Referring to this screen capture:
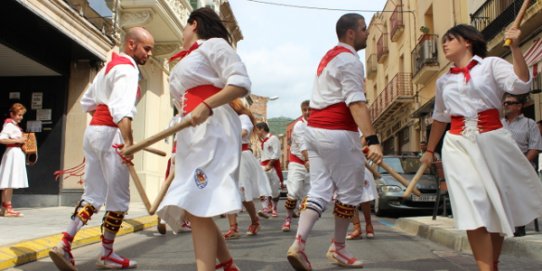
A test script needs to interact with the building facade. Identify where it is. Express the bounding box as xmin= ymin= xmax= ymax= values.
xmin=1 ymin=0 xmax=243 ymax=207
